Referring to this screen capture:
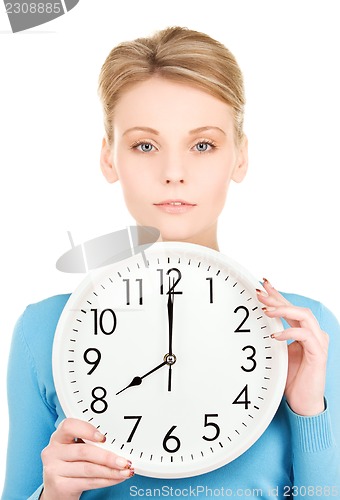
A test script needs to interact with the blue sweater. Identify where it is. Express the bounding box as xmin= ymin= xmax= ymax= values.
xmin=2 ymin=292 xmax=340 ymax=499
